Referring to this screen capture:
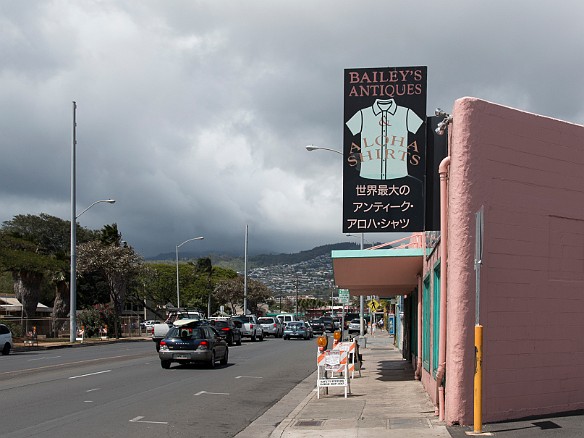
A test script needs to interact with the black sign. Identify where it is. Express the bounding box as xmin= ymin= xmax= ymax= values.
xmin=343 ymin=66 xmax=427 ymax=233
xmin=425 ymin=116 xmax=449 ymax=231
